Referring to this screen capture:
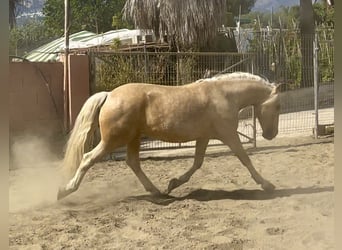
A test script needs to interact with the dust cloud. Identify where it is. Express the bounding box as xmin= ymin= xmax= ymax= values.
xmin=9 ymin=135 xmax=64 ymax=212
